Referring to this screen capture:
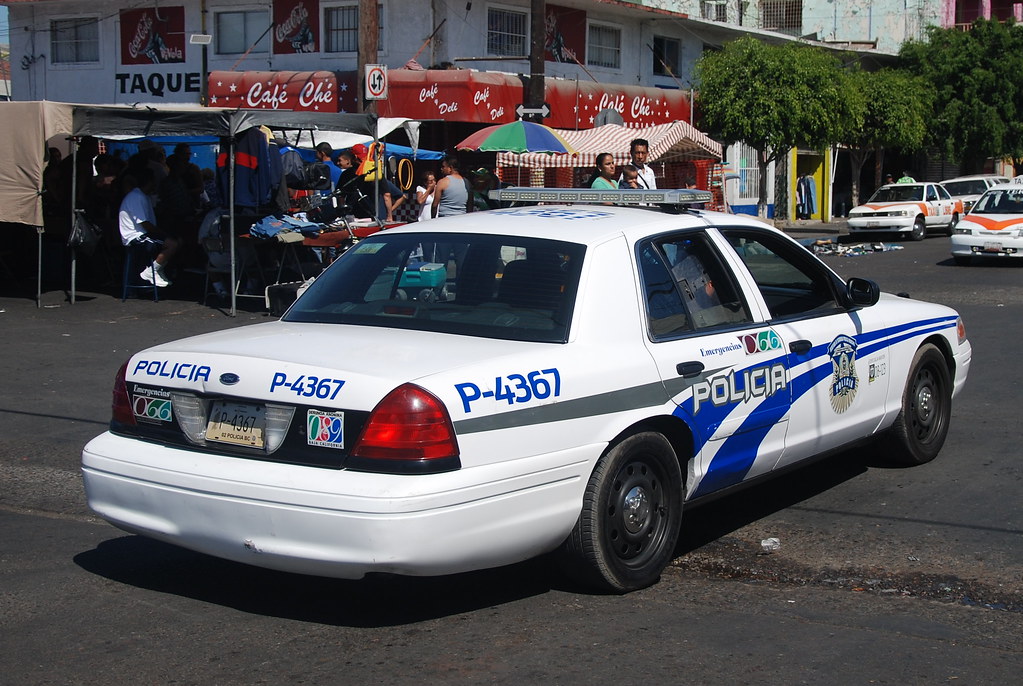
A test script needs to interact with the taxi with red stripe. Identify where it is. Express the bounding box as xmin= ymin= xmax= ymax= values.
xmin=951 ymin=178 xmax=1023 ymax=264
xmin=848 ymin=182 xmax=963 ymax=241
